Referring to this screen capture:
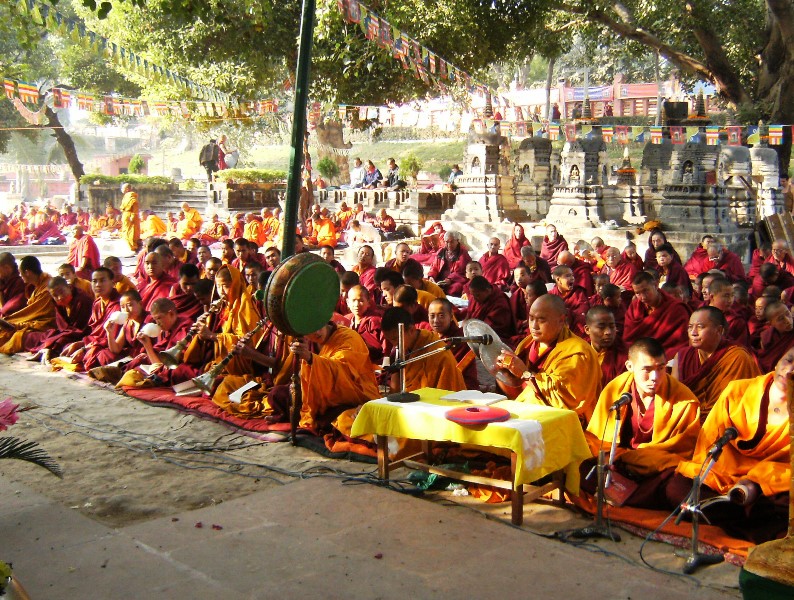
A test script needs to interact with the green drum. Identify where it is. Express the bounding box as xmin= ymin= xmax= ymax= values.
xmin=264 ymin=252 xmax=339 ymax=336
